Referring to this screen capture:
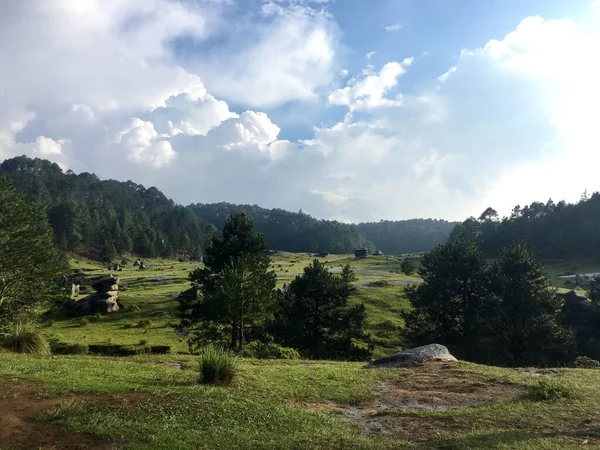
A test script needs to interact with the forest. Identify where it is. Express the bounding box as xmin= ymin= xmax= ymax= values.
xmin=1 ymin=156 xmax=456 ymax=257
xmin=451 ymin=193 xmax=600 ymax=260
